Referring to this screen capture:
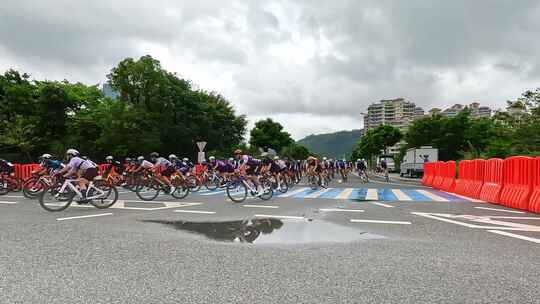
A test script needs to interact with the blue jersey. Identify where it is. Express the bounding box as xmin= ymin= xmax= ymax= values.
xmin=41 ymin=159 xmax=63 ymax=170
